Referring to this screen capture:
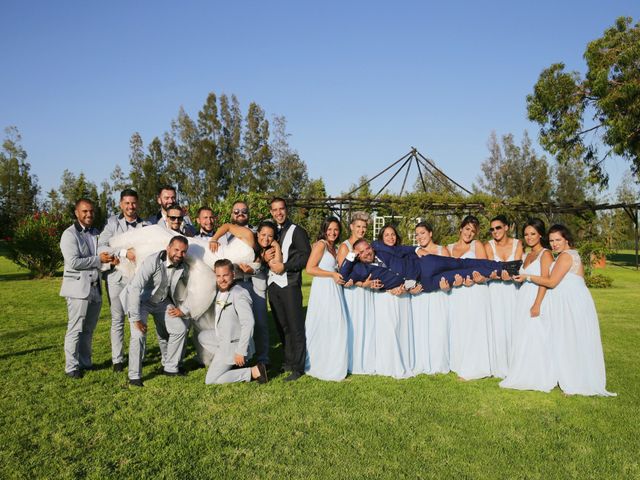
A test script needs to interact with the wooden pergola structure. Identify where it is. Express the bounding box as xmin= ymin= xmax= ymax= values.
xmin=285 ymin=148 xmax=640 ymax=269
